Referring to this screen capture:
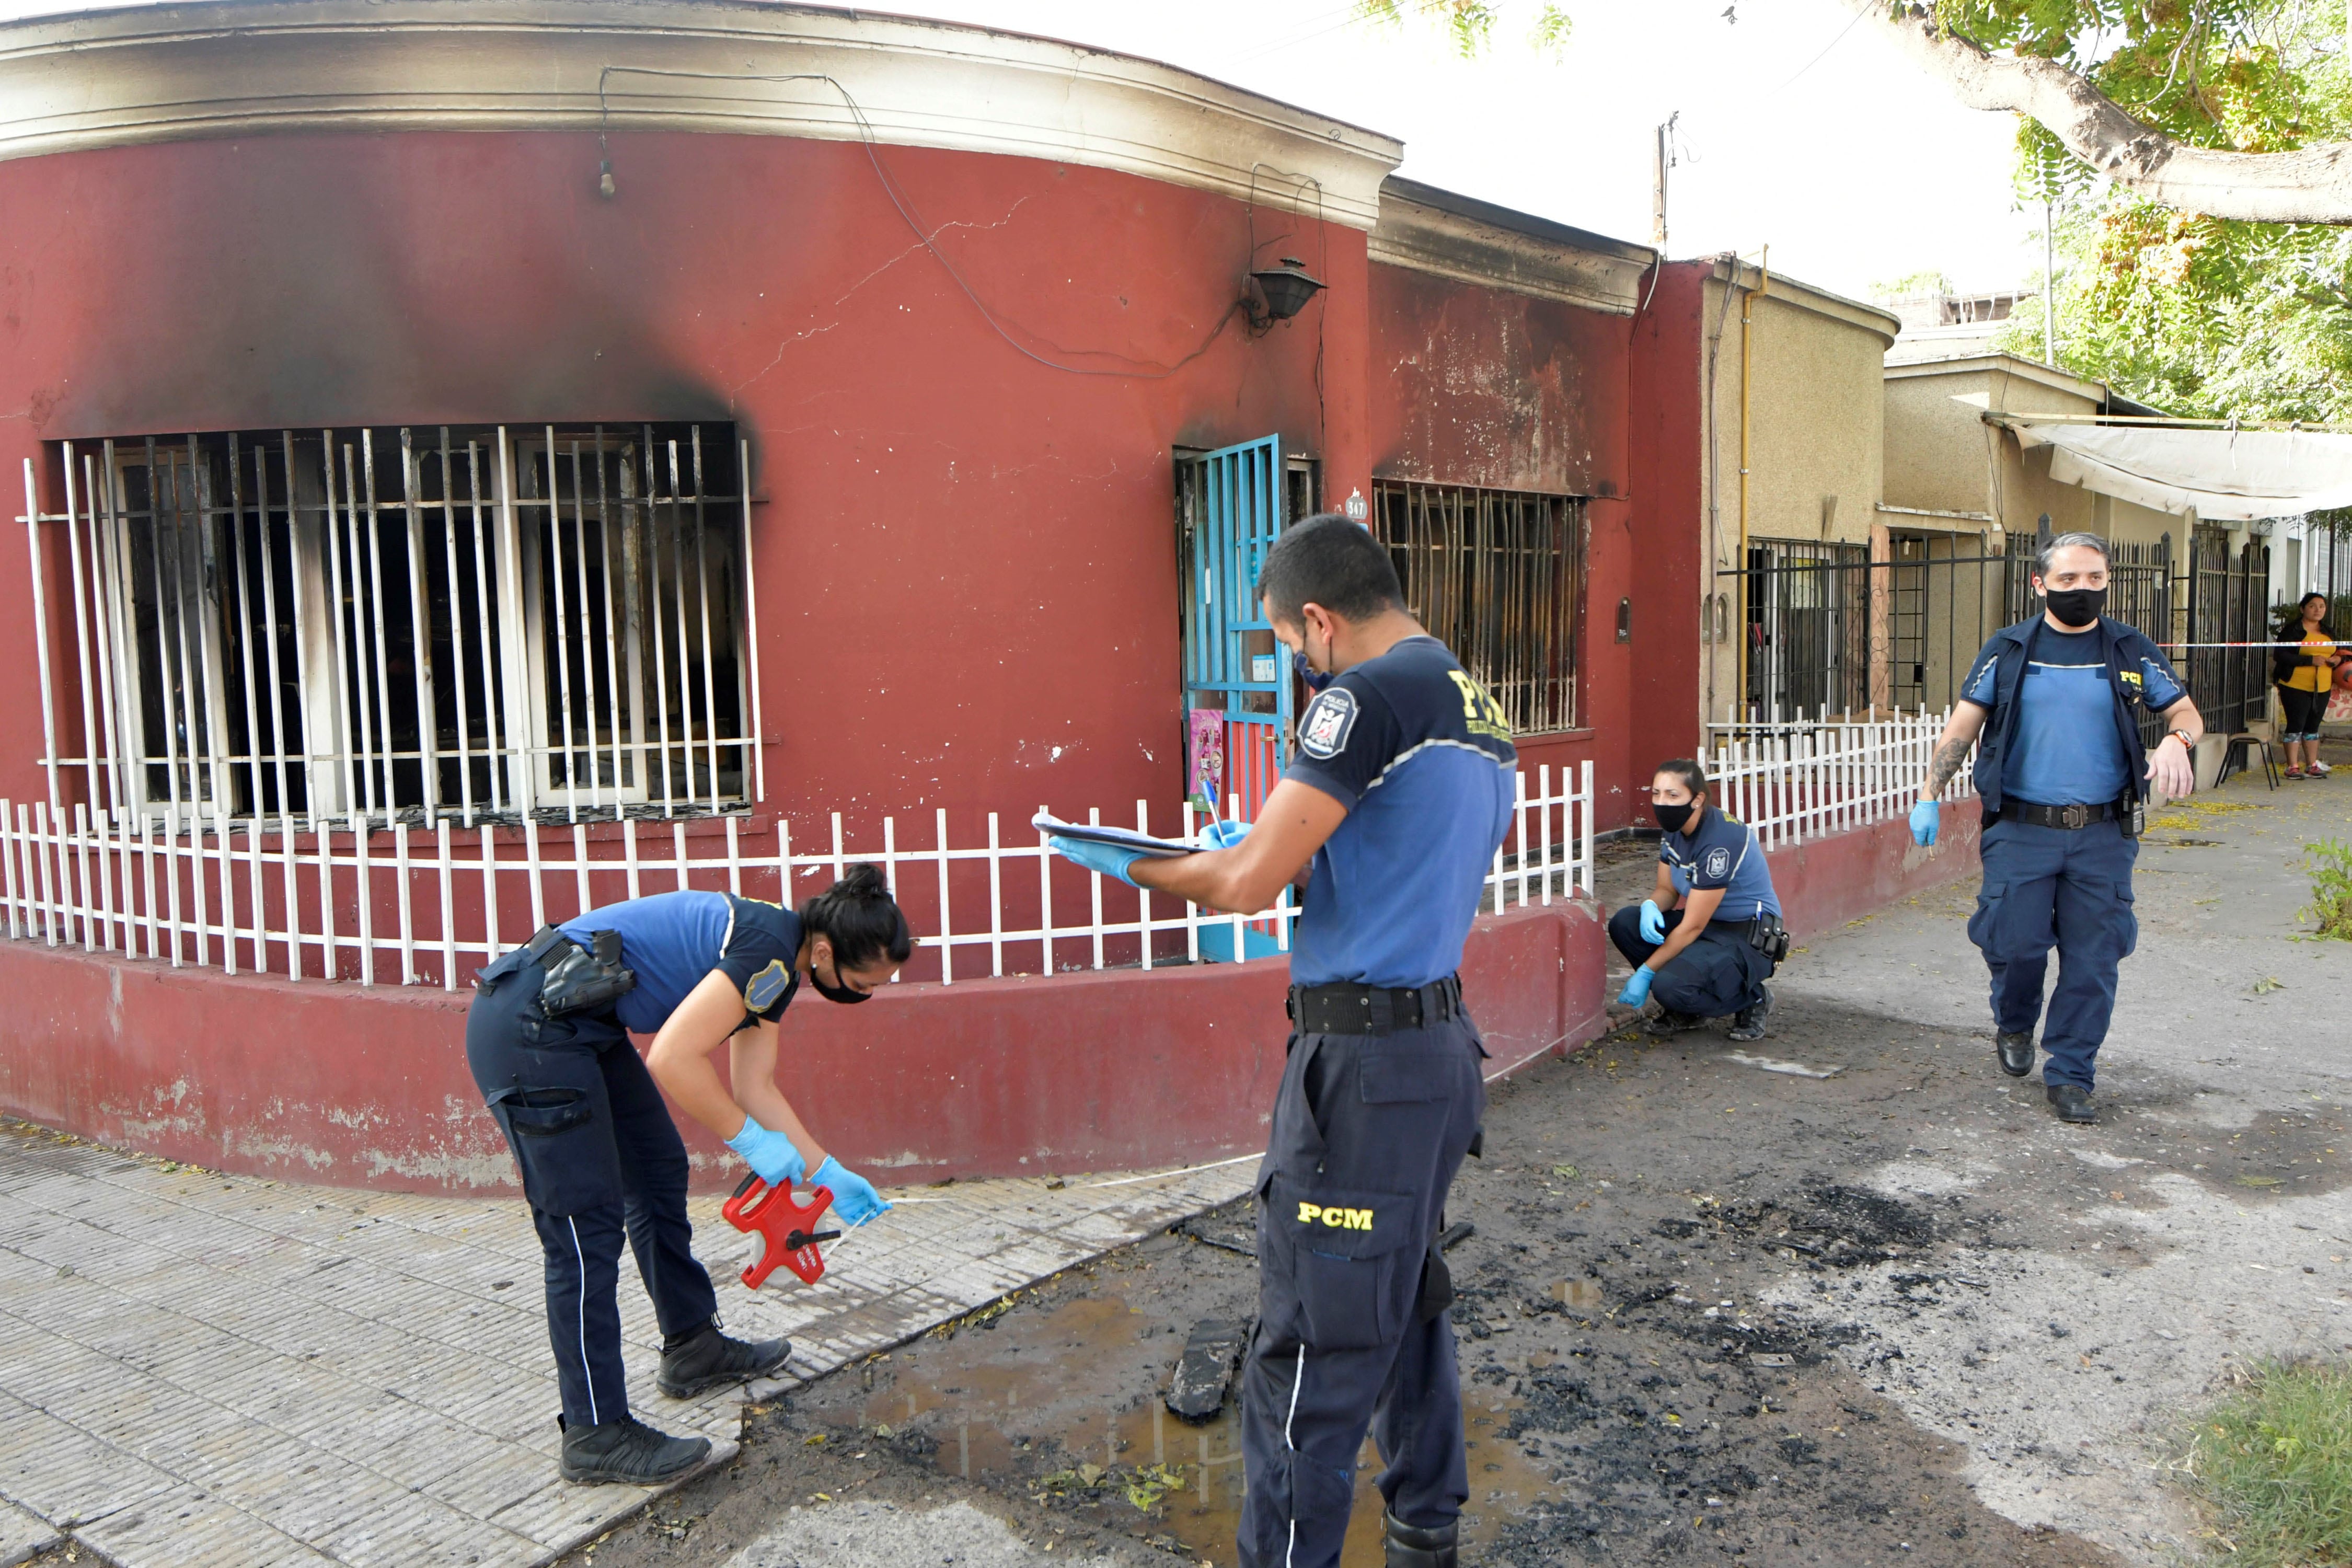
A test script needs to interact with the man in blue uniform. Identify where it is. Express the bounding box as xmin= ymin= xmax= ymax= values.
xmin=1046 ymin=515 xmax=1511 ymax=1568
xmin=1909 ymin=532 xmax=2201 ymax=1123
xmin=1608 ymin=758 xmax=1783 ymax=1041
